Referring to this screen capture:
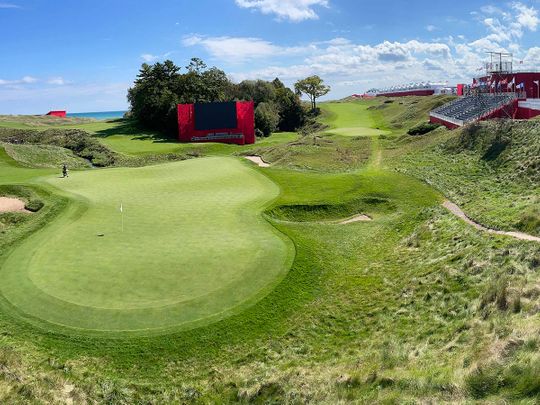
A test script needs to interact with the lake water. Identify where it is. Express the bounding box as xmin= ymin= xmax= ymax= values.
xmin=67 ymin=111 xmax=127 ymax=120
